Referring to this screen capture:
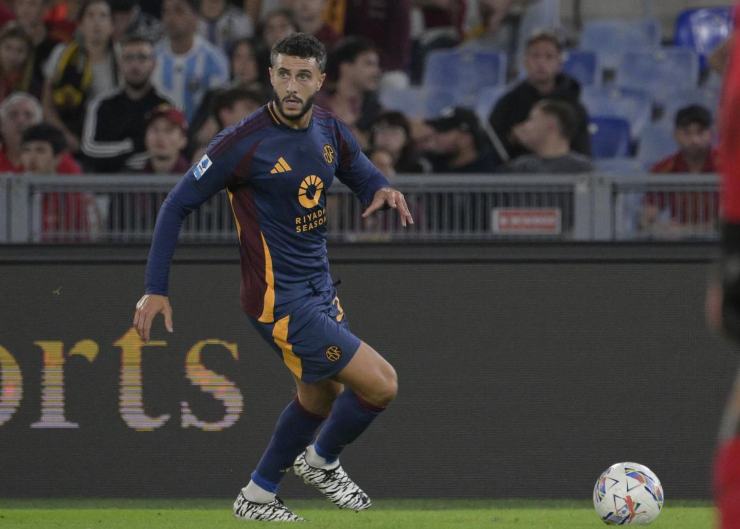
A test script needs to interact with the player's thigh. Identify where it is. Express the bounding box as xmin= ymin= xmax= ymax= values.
xmin=294 ymin=375 xmax=343 ymax=417
xmin=333 ymin=341 xmax=398 ymax=407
